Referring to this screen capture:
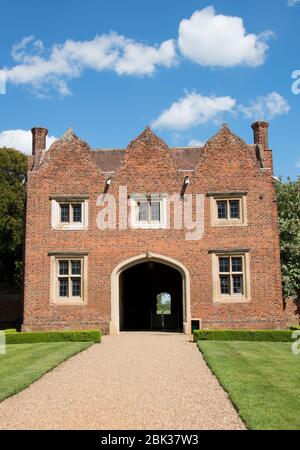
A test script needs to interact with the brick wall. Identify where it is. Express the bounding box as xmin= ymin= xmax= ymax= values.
xmin=22 ymin=125 xmax=296 ymax=332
